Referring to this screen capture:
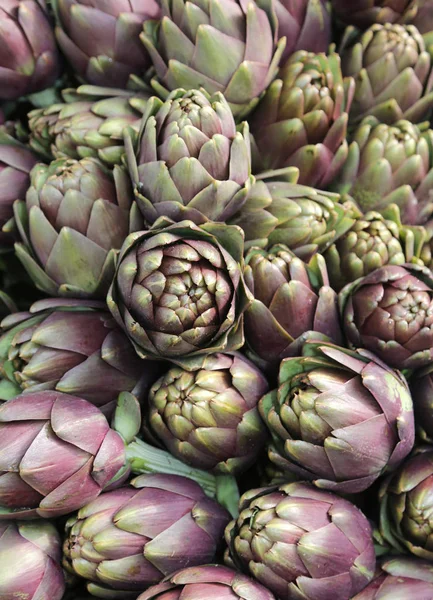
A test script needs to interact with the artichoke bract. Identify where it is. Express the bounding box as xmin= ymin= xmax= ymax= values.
xmin=126 ymin=88 xmax=253 ymax=227
xmin=107 ymin=218 xmax=251 ymax=362
xmin=379 ymin=448 xmax=433 ymax=560
xmin=339 ymin=263 xmax=433 ymax=371
xmin=14 ymin=157 xmax=136 ymax=299
xmin=244 ymin=249 xmax=343 ymax=372
xmin=230 ymin=177 xmax=357 ymax=257
xmin=28 ymin=85 xmax=150 ymax=165
xmin=53 ymin=0 xmax=160 ymax=88
xmin=250 ymin=50 xmax=354 ymax=187
xmin=0 ymin=0 xmax=60 ymax=100
xmin=224 ymin=481 xmax=376 ymax=600
xmin=63 ymin=474 xmax=230 ymax=599
xmin=138 ymin=565 xmax=276 ymax=600
xmin=0 ymin=125 xmax=38 ymax=247
xmin=260 ymin=342 xmax=415 ymax=493
xmin=0 ymin=298 xmax=153 ymax=416
xmin=325 ymin=208 xmax=407 ymax=291
xmin=147 ymin=352 xmax=268 ymax=475
xmin=0 ymin=390 xmax=126 ymax=519
xmin=352 ymin=556 xmax=433 ymax=599
xmin=331 ymin=0 xmax=418 ymax=28
xmin=331 ymin=118 xmax=433 ymax=225
xmin=0 ymin=520 xmax=65 ymax=600
xmin=340 ymin=23 xmax=433 ymax=125
xmin=140 ymin=0 xmax=285 ymax=119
